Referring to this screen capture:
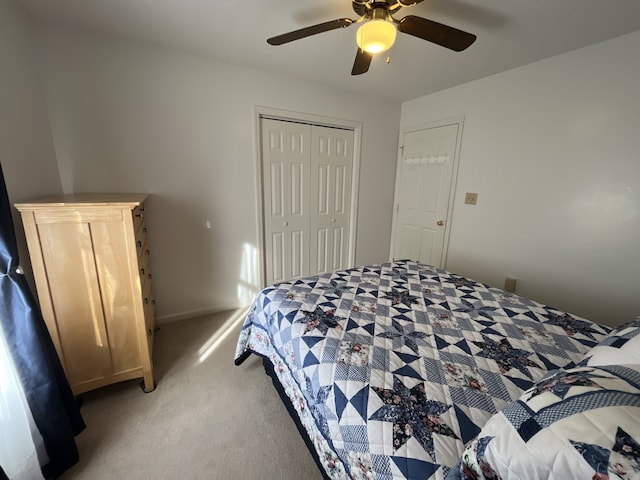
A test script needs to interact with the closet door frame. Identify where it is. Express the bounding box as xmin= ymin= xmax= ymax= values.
xmin=253 ymin=106 xmax=362 ymax=288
